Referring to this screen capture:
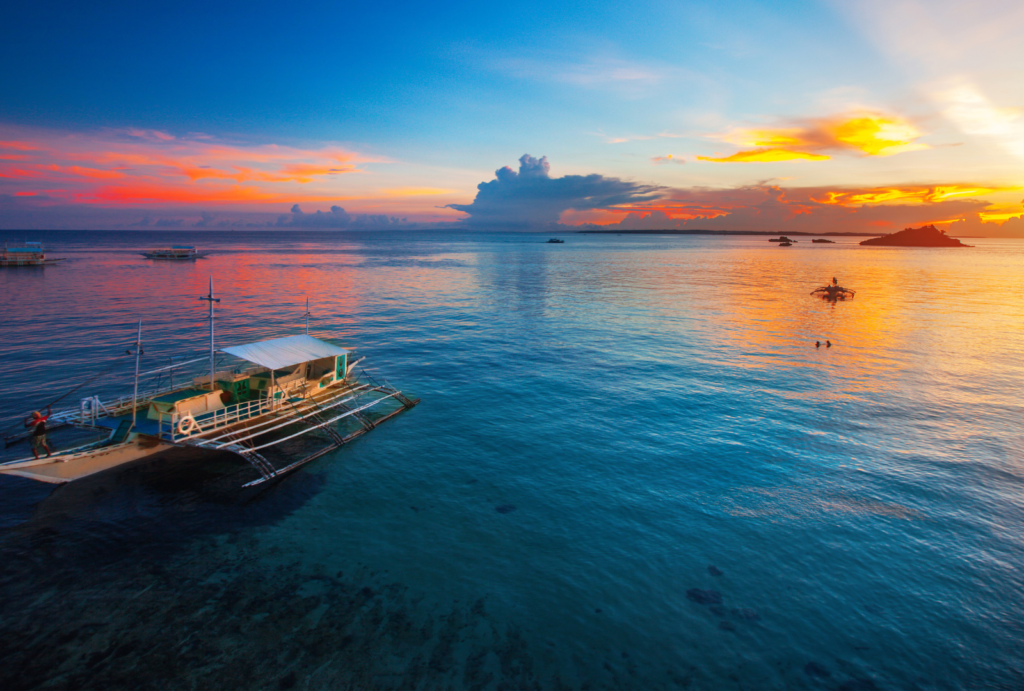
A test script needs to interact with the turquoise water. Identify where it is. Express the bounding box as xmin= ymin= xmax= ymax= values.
xmin=1 ymin=230 xmax=1023 ymax=689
